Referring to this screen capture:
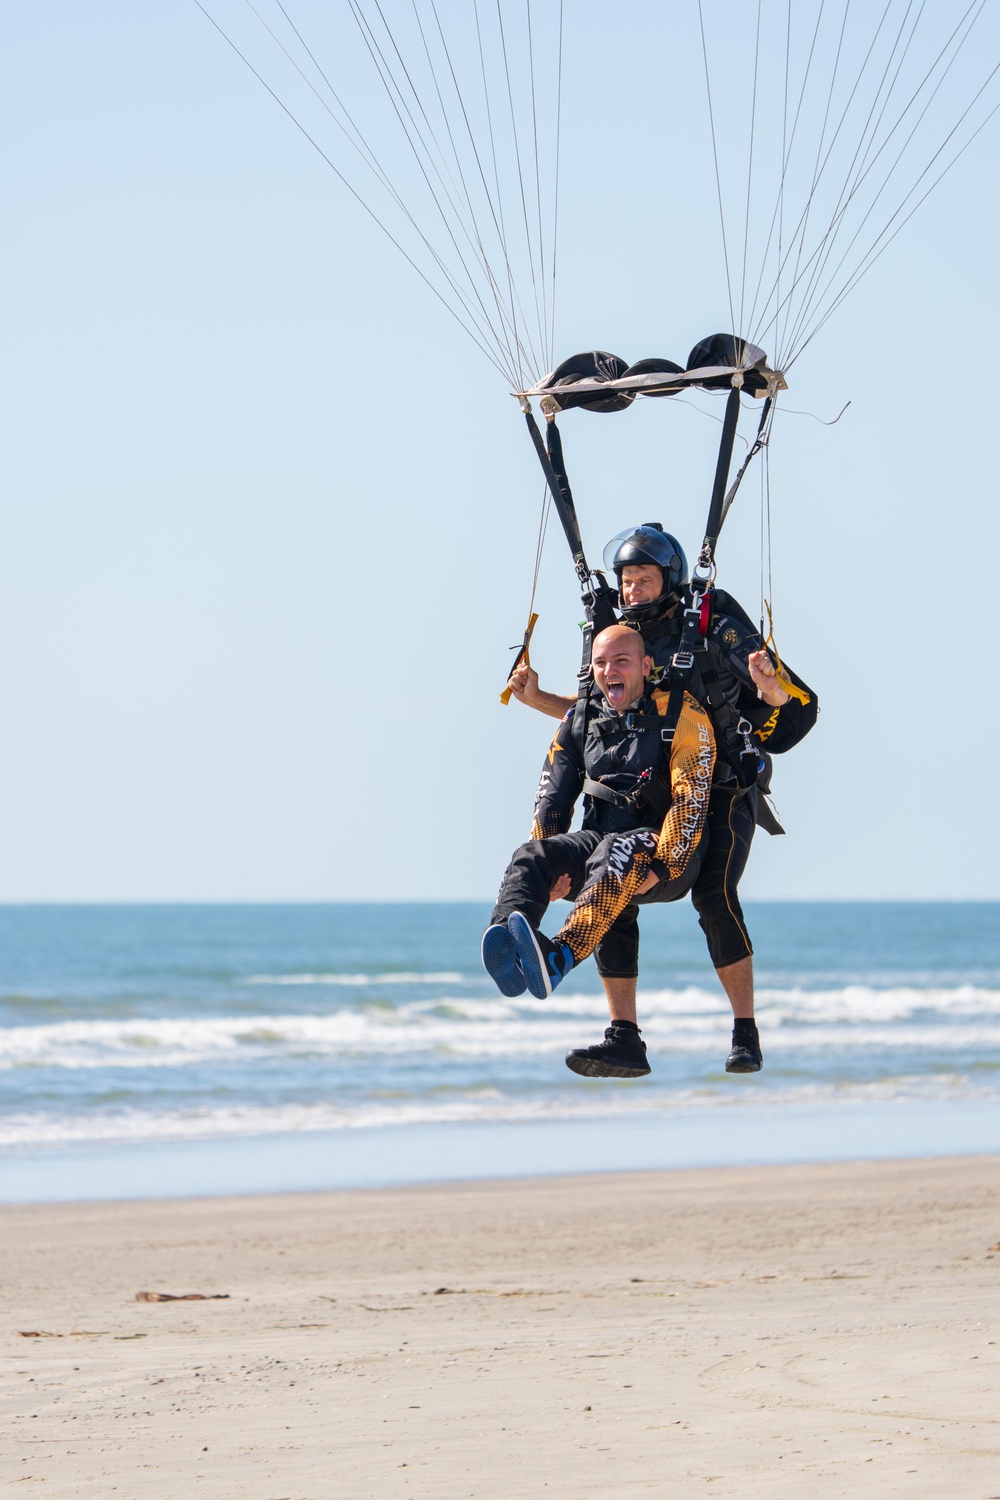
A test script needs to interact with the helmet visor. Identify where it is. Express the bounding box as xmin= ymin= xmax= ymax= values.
xmin=603 ymin=525 xmax=680 ymax=575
